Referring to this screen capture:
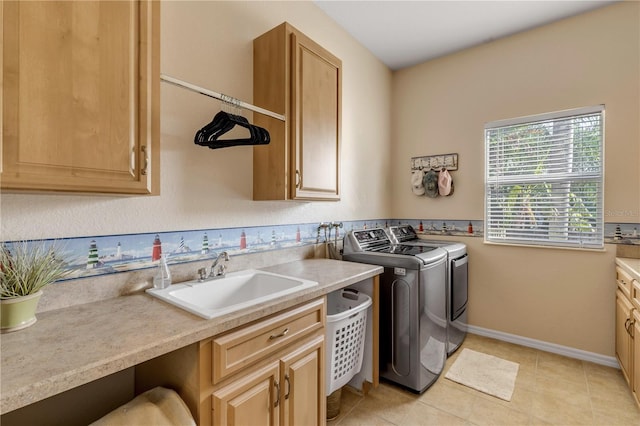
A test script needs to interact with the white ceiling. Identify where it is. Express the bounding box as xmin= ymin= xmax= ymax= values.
xmin=314 ymin=0 xmax=617 ymax=70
